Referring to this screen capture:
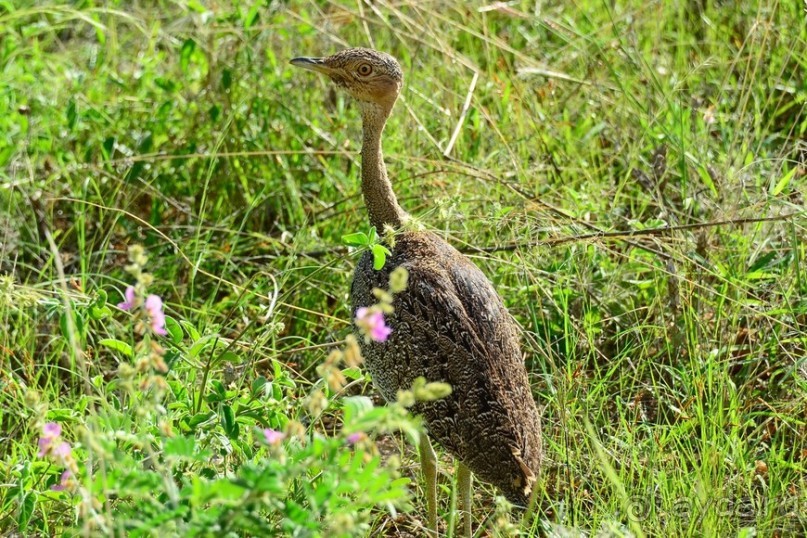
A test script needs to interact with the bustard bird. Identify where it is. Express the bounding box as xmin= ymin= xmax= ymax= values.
xmin=291 ymin=48 xmax=542 ymax=536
